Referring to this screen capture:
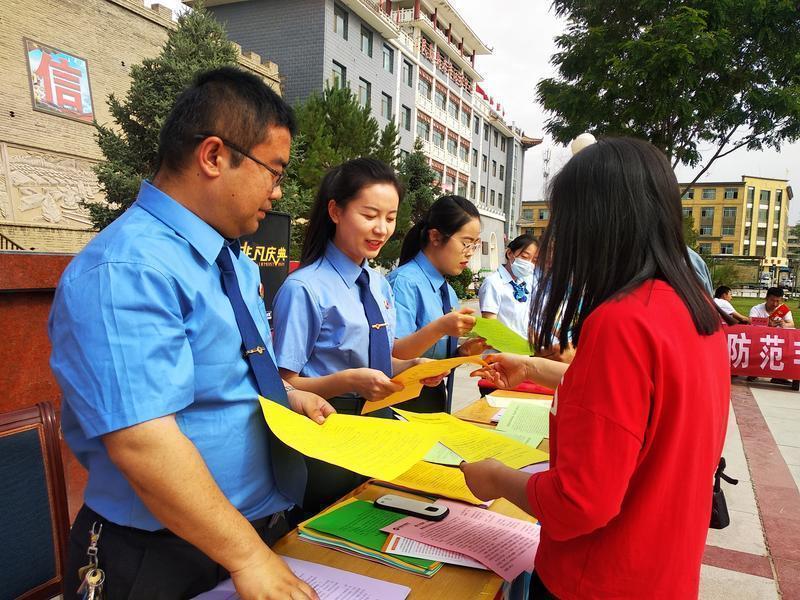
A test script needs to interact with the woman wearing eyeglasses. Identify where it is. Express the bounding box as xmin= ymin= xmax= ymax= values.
xmin=387 ymin=195 xmax=489 ymax=413
xmin=478 ymin=234 xmax=539 ymax=339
